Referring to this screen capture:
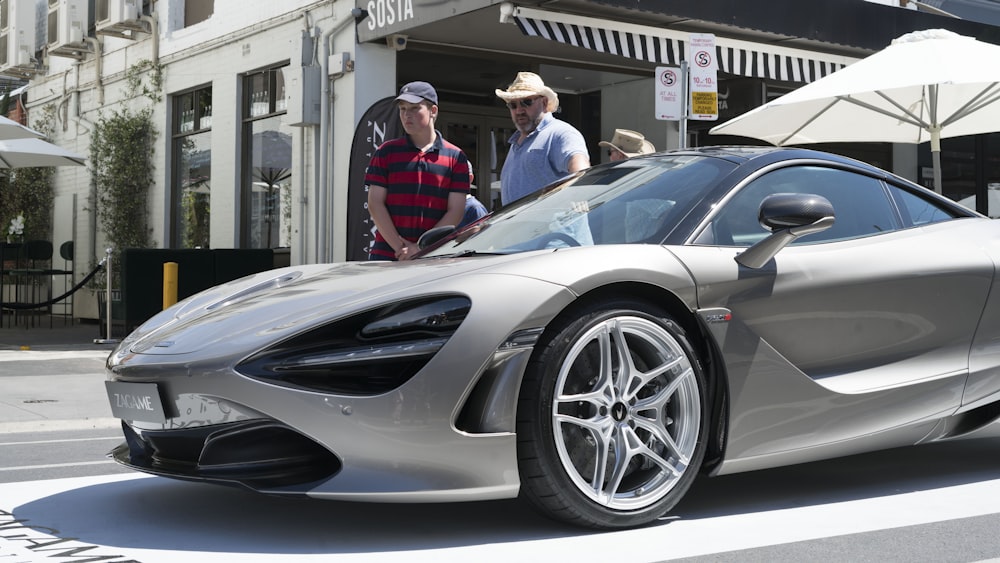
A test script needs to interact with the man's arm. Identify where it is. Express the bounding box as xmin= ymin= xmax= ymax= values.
xmin=367 ymin=184 xmax=408 ymax=256
xmin=567 ymin=153 xmax=590 ymax=173
xmin=436 ymin=191 xmax=468 ymax=229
